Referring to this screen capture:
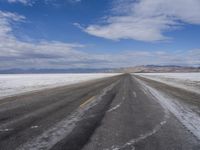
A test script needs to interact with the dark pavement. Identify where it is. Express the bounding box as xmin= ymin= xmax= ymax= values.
xmin=0 ymin=74 xmax=199 ymax=150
